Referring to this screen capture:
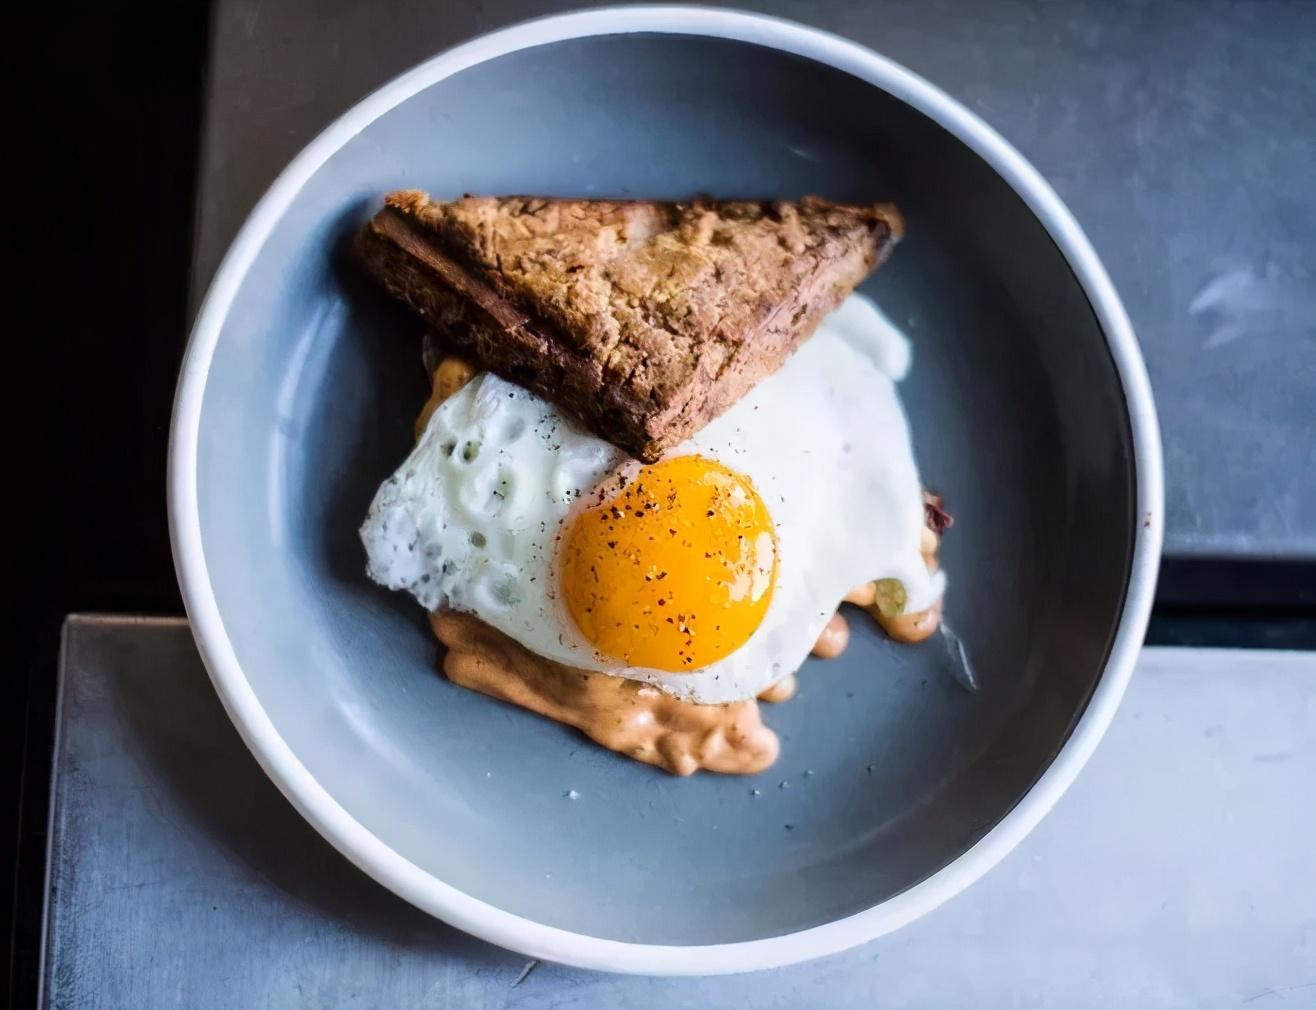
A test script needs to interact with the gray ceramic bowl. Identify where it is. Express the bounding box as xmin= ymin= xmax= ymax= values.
xmin=170 ymin=8 xmax=1162 ymax=974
